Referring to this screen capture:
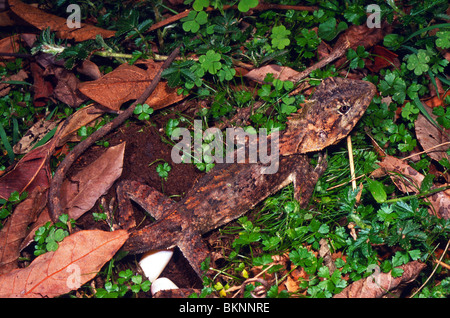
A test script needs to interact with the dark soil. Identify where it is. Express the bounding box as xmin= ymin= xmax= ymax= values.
xmin=70 ymin=102 xmax=207 ymax=292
